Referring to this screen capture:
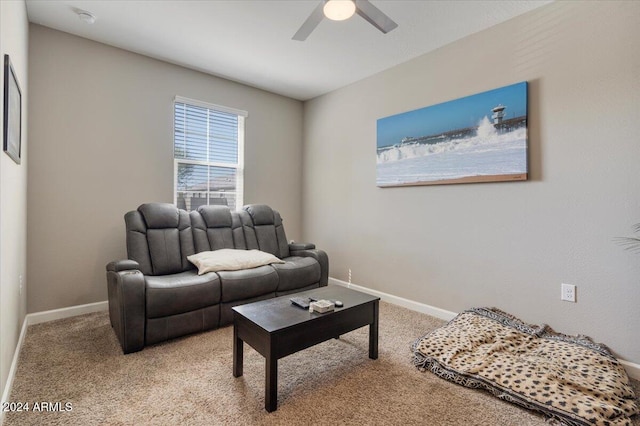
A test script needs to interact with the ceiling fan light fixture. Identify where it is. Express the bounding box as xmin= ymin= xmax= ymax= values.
xmin=323 ymin=0 xmax=356 ymax=21
xmin=292 ymin=0 xmax=396 ymax=41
